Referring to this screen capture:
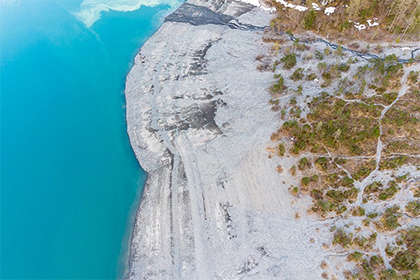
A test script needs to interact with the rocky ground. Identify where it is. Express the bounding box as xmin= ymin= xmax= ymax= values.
xmin=124 ymin=1 xmax=334 ymax=279
xmin=124 ymin=0 xmax=419 ymax=279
